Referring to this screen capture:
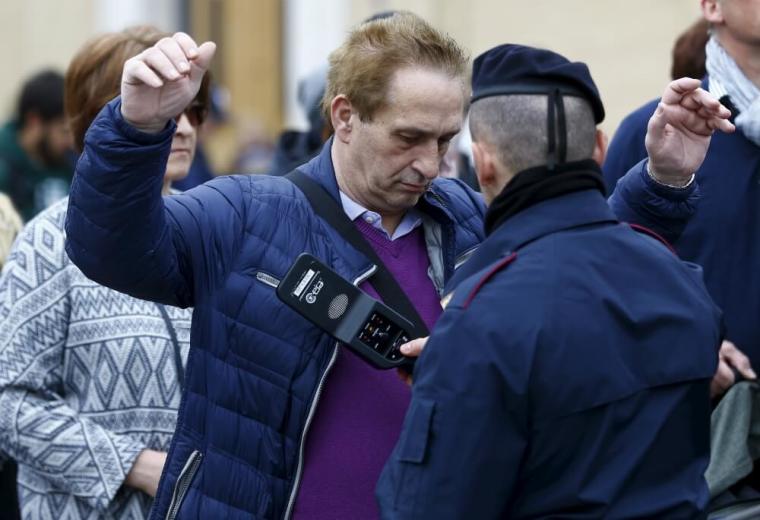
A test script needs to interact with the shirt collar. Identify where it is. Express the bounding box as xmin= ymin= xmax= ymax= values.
xmin=339 ymin=190 xmax=368 ymax=221
xmin=338 ymin=190 xmax=423 ymax=241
